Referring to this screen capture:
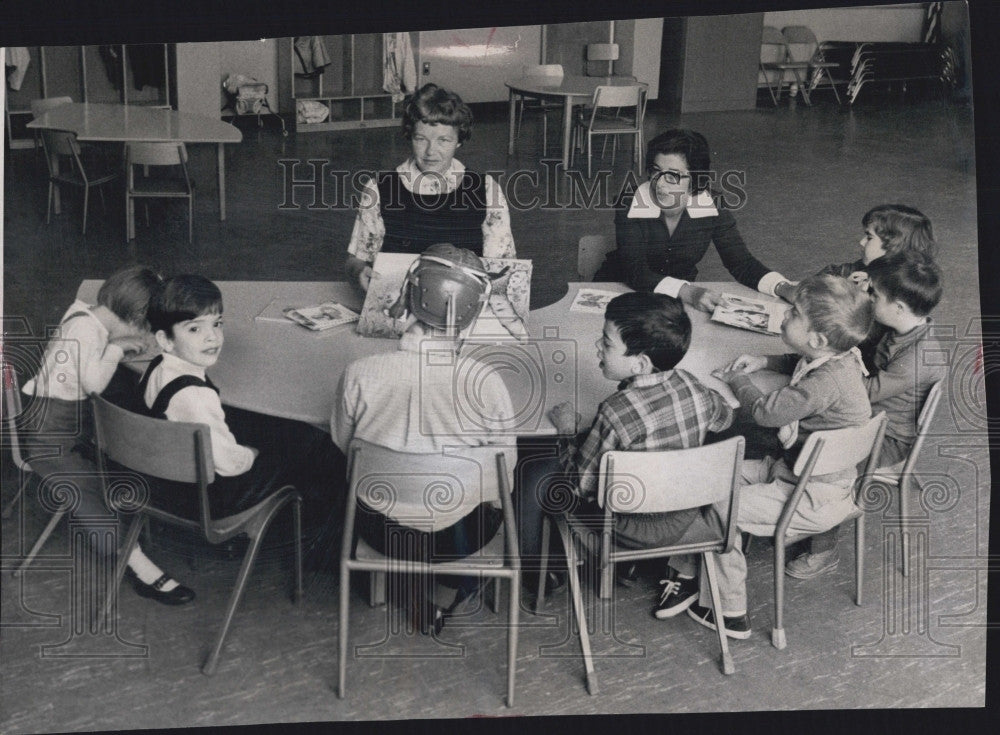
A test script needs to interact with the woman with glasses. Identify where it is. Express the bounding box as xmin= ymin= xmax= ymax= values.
xmin=594 ymin=128 xmax=794 ymax=312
